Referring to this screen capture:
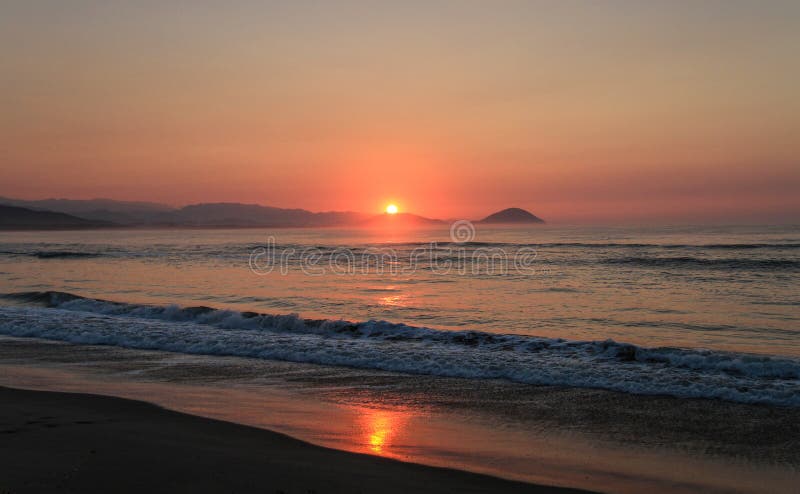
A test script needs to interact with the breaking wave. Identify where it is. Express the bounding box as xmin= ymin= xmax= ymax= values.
xmin=0 ymin=251 xmax=103 ymax=259
xmin=1 ymin=291 xmax=798 ymax=407
xmin=602 ymin=256 xmax=800 ymax=270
